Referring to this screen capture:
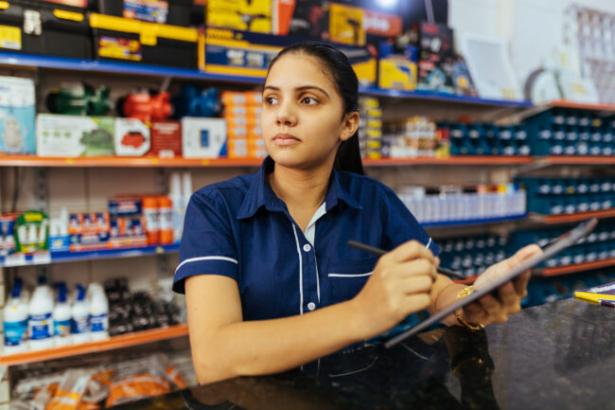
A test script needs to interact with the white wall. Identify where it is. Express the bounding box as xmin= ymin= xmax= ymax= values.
xmin=449 ymin=0 xmax=615 ymax=94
